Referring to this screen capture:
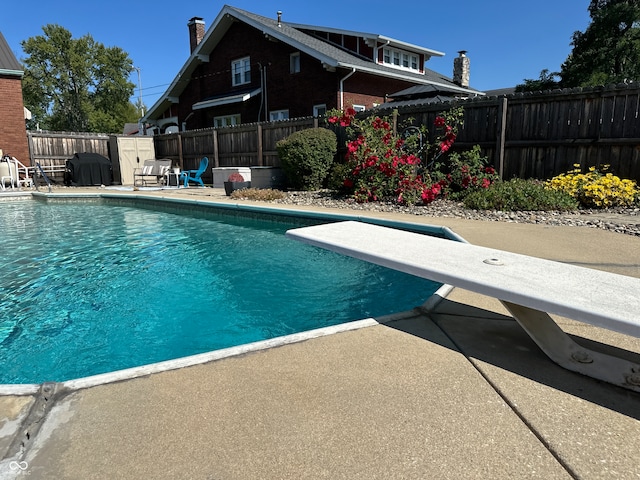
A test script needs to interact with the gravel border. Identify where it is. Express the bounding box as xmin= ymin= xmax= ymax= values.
xmin=272 ymin=191 xmax=640 ymax=237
